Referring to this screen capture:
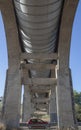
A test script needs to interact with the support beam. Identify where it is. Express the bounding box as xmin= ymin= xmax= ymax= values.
xmin=56 ymin=68 xmax=75 ymax=128
xmin=49 ymin=87 xmax=57 ymax=123
xmin=31 ymin=89 xmax=50 ymax=93
xmin=23 ymin=78 xmax=57 ymax=85
xmin=58 ymin=0 xmax=79 ymax=68
xmin=22 ymin=85 xmax=34 ymax=122
xmin=49 ymin=69 xmax=57 ymax=123
xmin=30 ymin=85 xmax=51 ymax=91
xmin=20 ymin=63 xmax=56 ymax=71
xmin=33 ymin=98 xmax=49 ymax=103
xmin=57 ymin=0 xmax=79 ymax=129
xmin=2 ymin=69 xmax=21 ymax=128
xmin=21 ymin=53 xmax=58 ymax=60
xmin=22 ymin=68 xmax=34 ymax=122
xmin=35 ymin=104 xmax=48 ymax=109
xmin=0 ymin=0 xmax=21 ymax=128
